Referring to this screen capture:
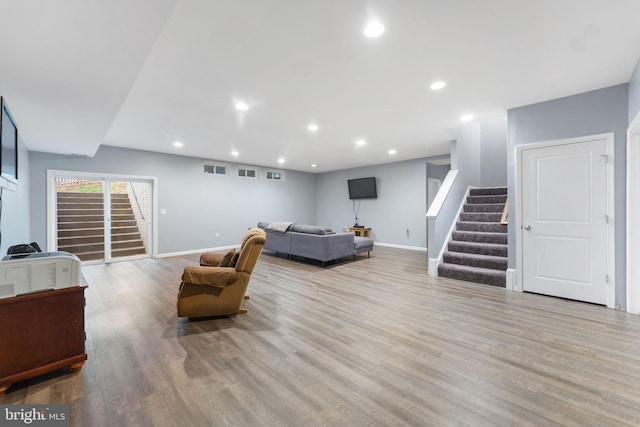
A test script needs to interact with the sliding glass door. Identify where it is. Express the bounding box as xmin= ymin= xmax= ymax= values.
xmin=50 ymin=171 xmax=156 ymax=263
